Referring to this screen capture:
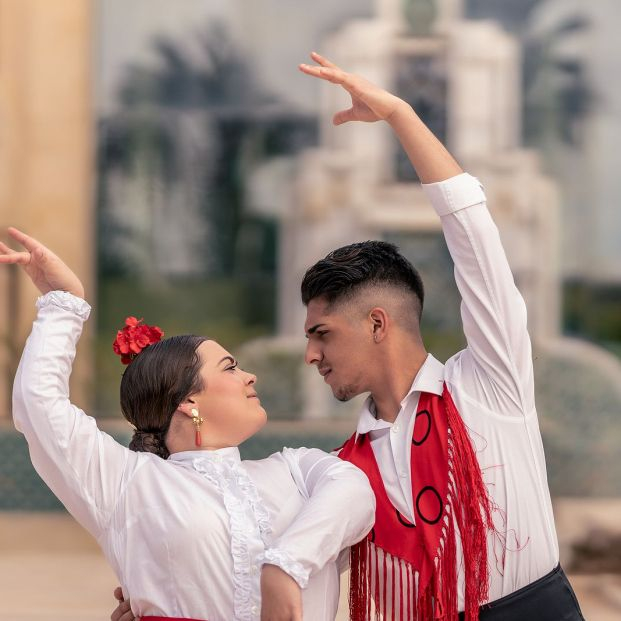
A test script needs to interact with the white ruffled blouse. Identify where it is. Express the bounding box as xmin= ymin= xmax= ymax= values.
xmin=12 ymin=292 xmax=375 ymax=620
